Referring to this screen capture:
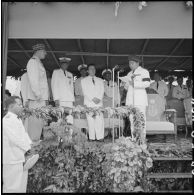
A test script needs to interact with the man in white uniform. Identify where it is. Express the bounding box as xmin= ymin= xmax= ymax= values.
xmin=26 ymin=43 xmax=49 ymax=141
xmin=172 ymin=76 xmax=187 ymax=101
xmin=102 ymin=69 xmax=120 ymax=107
xmin=3 ymin=96 xmax=32 ymax=193
xmin=150 ymin=72 xmax=168 ymax=108
xmin=81 ymin=64 xmax=105 ymax=141
xmin=74 ymin=64 xmax=88 ymax=106
xmin=51 ymin=57 xmax=74 ymax=108
xmin=124 ymin=56 xmax=150 ymax=142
